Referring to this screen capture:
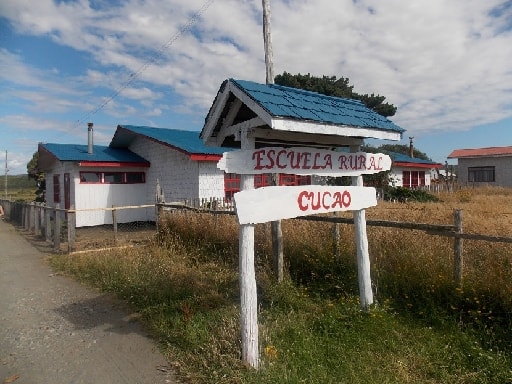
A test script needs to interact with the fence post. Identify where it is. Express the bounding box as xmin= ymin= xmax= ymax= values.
xmin=24 ymin=204 xmax=29 ymax=230
xmin=453 ymin=209 xmax=463 ymax=286
xmin=54 ymin=204 xmax=61 ymax=252
xmin=67 ymin=205 xmax=76 ymax=253
xmin=112 ymin=206 xmax=118 ymax=244
xmin=45 ymin=206 xmax=52 ymax=242
xmin=34 ymin=203 xmax=40 ymax=236
xmin=333 ymin=211 xmax=340 ymax=262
